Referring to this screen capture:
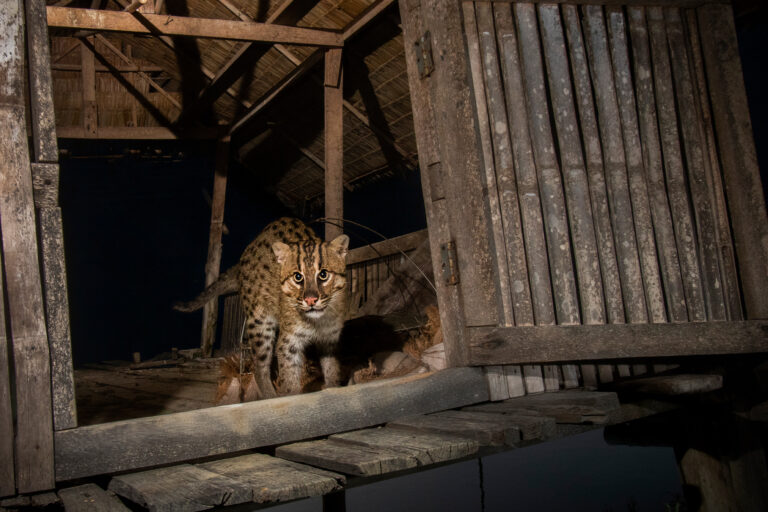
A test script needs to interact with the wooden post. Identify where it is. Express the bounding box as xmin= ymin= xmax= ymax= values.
xmin=27 ymin=0 xmax=78 ymax=432
xmin=0 ymin=254 xmax=14 ymax=497
xmin=200 ymin=136 xmax=230 ymax=357
xmin=0 ymin=0 xmax=55 ymax=492
xmin=80 ymin=36 xmax=97 ymax=136
xmin=697 ymin=4 xmax=768 ymax=320
xmin=324 ymin=47 xmax=344 ymax=241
